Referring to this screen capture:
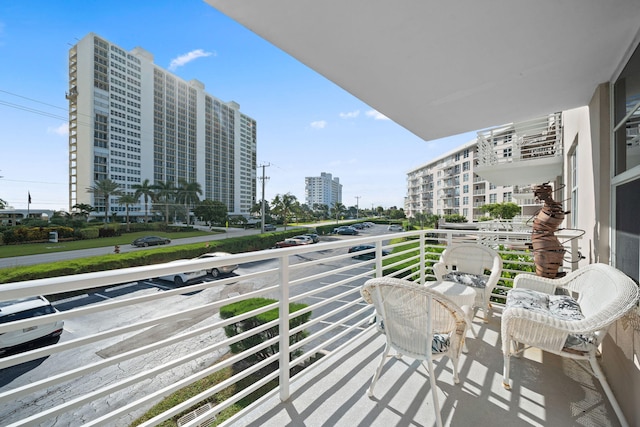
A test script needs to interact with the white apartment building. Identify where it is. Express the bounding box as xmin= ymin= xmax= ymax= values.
xmin=406 ymin=141 xmax=521 ymax=221
xmin=67 ymin=33 xmax=257 ymax=219
xmin=304 ymin=172 xmax=342 ymax=208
